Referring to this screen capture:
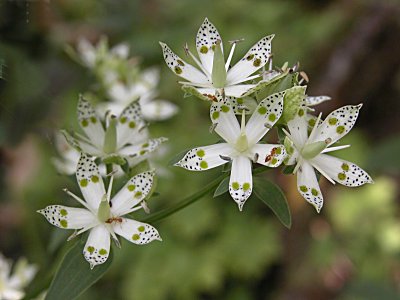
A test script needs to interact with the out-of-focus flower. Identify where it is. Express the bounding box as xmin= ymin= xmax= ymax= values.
xmin=51 ymin=132 xmax=80 ymax=175
xmin=38 ymin=154 xmax=161 ymax=269
xmin=160 ymin=18 xmax=274 ymax=98
xmin=0 ymin=254 xmax=37 ymax=300
xmin=284 ymin=104 xmax=373 ymax=212
xmin=176 ymin=92 xmax=286 ymax=210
